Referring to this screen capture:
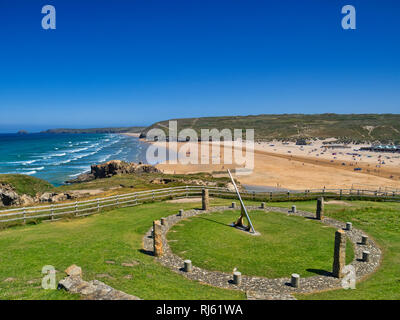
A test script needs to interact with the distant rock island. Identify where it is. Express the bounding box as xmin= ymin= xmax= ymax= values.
xmin=17 ymin=130 xmax=28 ymax=135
